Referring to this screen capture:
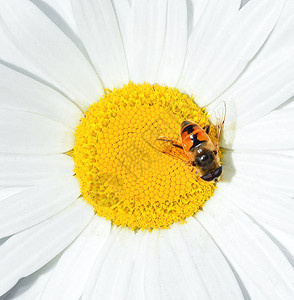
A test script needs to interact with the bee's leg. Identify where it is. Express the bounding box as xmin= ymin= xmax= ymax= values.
xmin=172 ymin=143 xmax=183 ymax=149
xmin=171 ymin=139 xmax=184 ymax=149
xmin=184 ymin=162 xmax=193 ymax=168
xmin=203 ymin=125 xmax=210 ymax=134
xmin=157 ymin=137 xmax=175 ymax=142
